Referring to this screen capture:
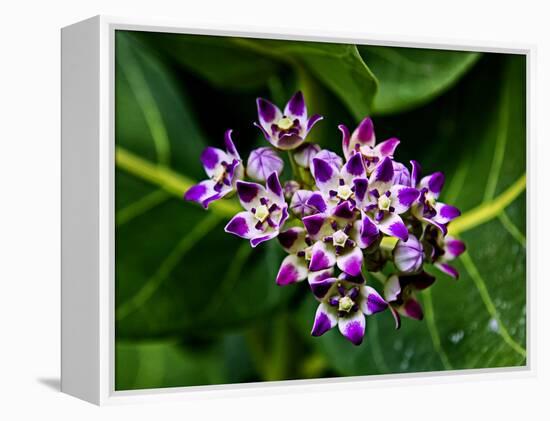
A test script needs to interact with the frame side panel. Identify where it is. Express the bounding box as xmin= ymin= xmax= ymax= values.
xmin=61 ymin=16 xmax=101 ymax=405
